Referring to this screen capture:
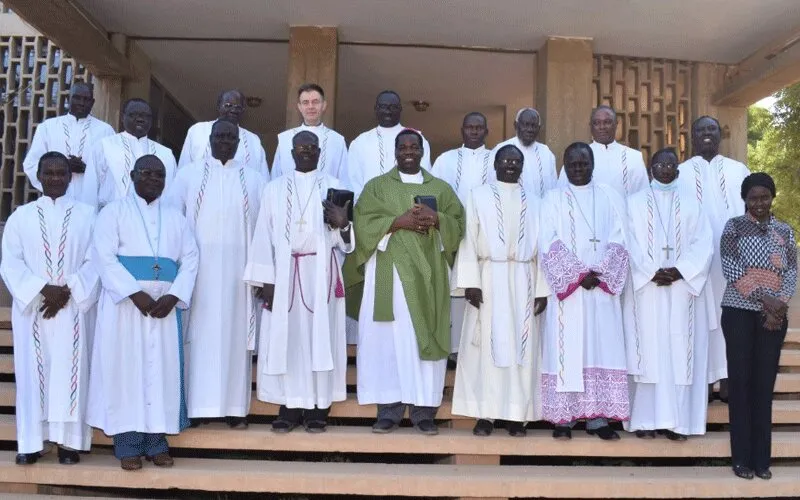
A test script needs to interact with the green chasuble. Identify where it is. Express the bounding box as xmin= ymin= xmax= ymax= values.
xmin=343 ymin=168 xmax=465 ymax=361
